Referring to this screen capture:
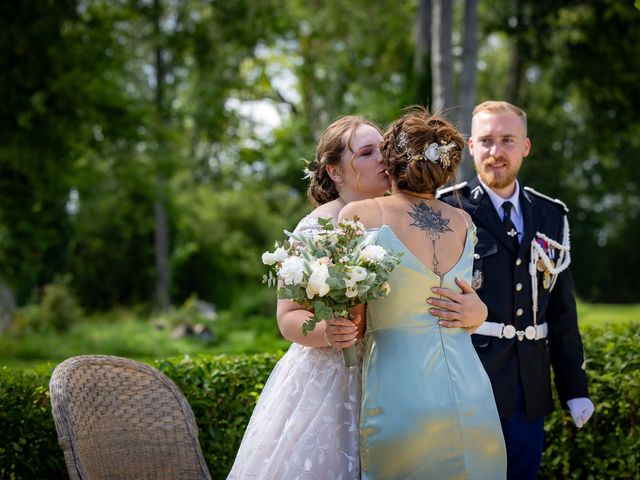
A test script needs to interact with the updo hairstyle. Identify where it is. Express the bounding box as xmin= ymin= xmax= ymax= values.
xmin=382 ymin=107 xmax=464 ymax=195
xmin=306 ymin=115 xmax=380 ymax=207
